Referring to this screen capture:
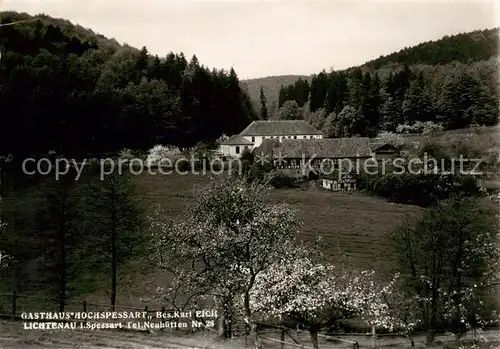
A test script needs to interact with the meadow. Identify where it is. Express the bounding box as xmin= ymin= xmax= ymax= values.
xmin=76 ymin=171 xmax=421 ymax=310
